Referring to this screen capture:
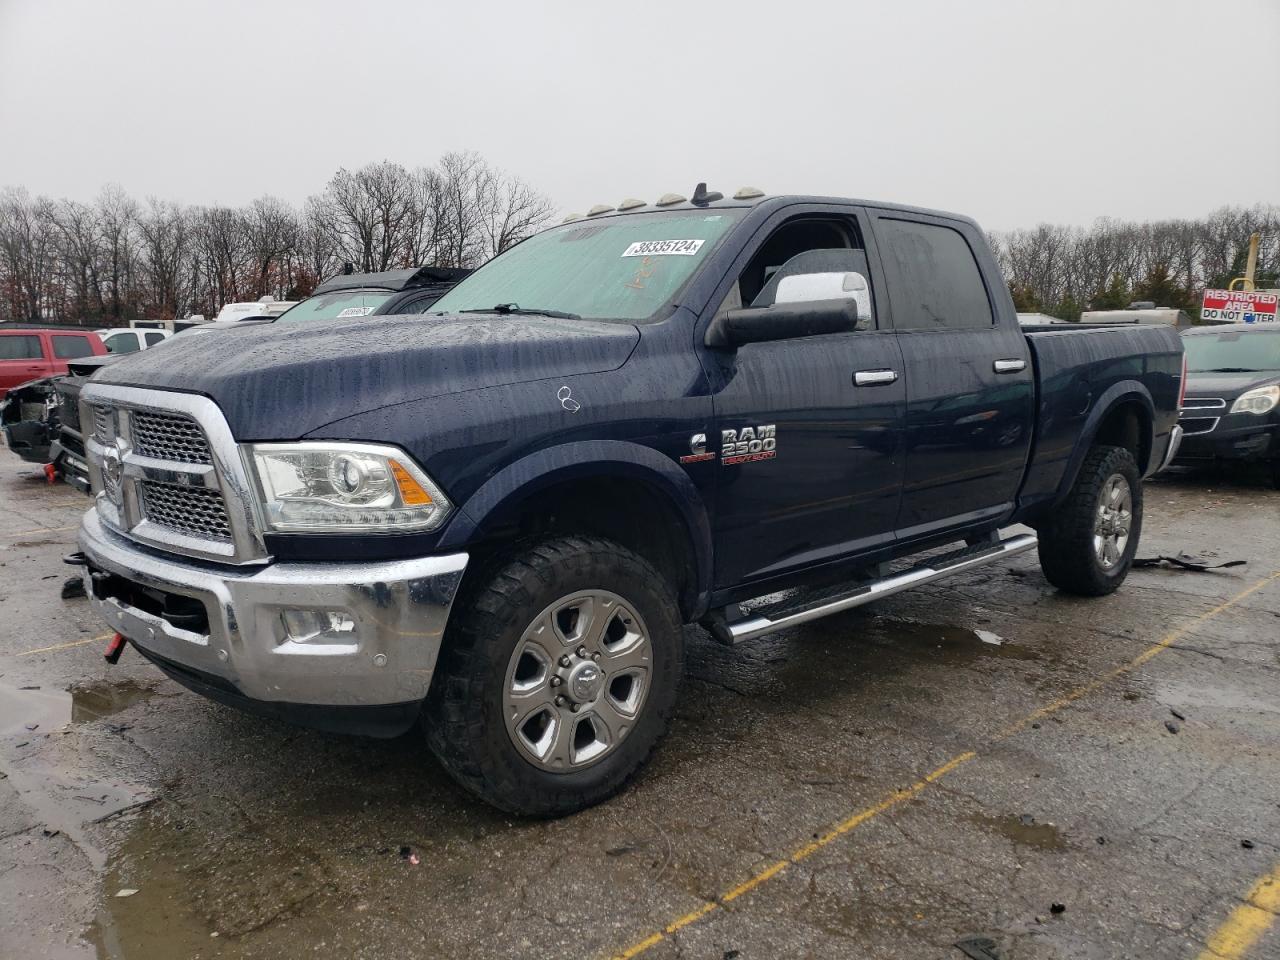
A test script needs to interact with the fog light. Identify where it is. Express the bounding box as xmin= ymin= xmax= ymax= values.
xmin=280 ymin=609 xmax=356 ymax=643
